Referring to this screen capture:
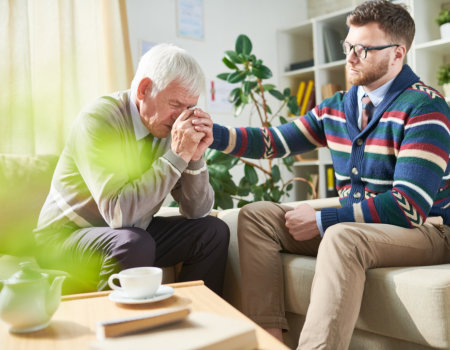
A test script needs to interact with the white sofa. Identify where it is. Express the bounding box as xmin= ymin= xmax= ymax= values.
xmin=157 ymin=197 xmax=450 ymax=350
